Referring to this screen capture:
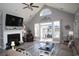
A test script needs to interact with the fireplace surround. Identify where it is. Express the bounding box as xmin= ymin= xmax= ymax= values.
xmin=3 ymin=30 xmax=23 ymax=49
xmin=6 ymin=34 xmax=20 ymax=49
